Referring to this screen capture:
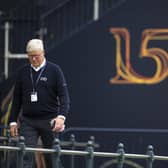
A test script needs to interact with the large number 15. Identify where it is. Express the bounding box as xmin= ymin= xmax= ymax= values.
xmin=109 ymin=28 xmax=168 ymax=84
